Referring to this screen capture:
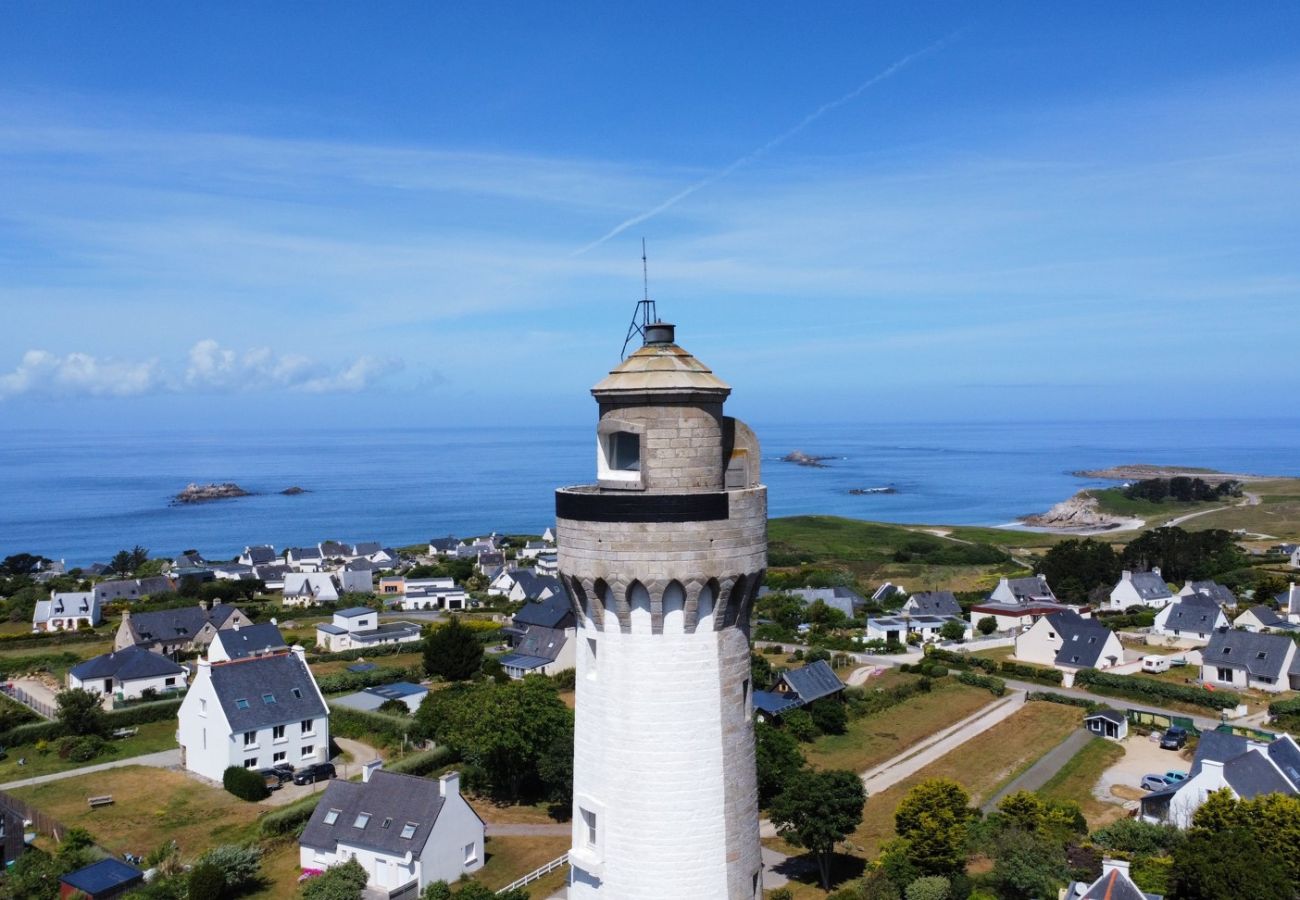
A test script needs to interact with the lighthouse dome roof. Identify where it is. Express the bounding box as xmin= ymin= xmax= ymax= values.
xmin=592 ymin=336 xmax=730 ymax=398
